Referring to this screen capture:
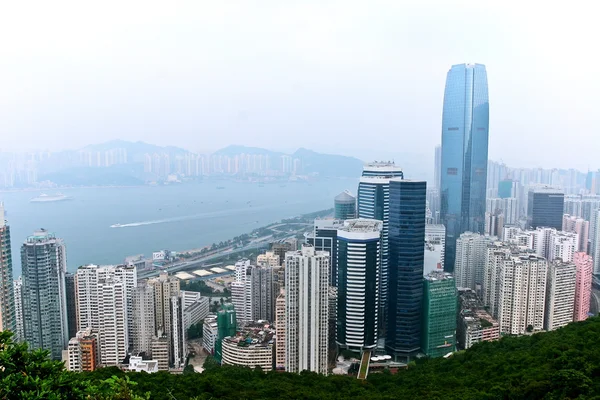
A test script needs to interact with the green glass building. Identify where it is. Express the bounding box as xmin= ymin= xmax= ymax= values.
xmin=421 ymin=271 xmax=457 ymax=358
xmin=215 ymin=303 xmax=237 ymax=363
xmin=334 ymin=190 xmax=356 ymax=220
